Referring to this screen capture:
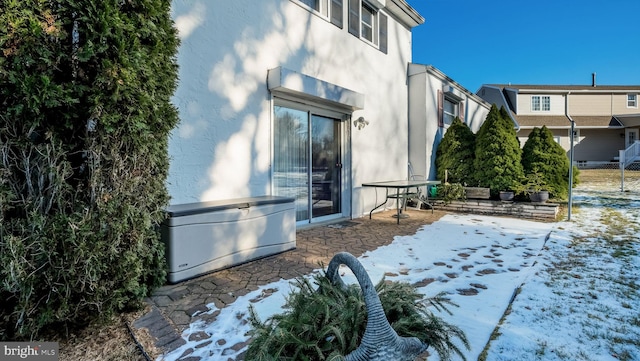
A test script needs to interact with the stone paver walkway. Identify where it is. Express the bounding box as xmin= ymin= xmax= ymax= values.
xmin=129 ymin=208 xmax=447 ymax=360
